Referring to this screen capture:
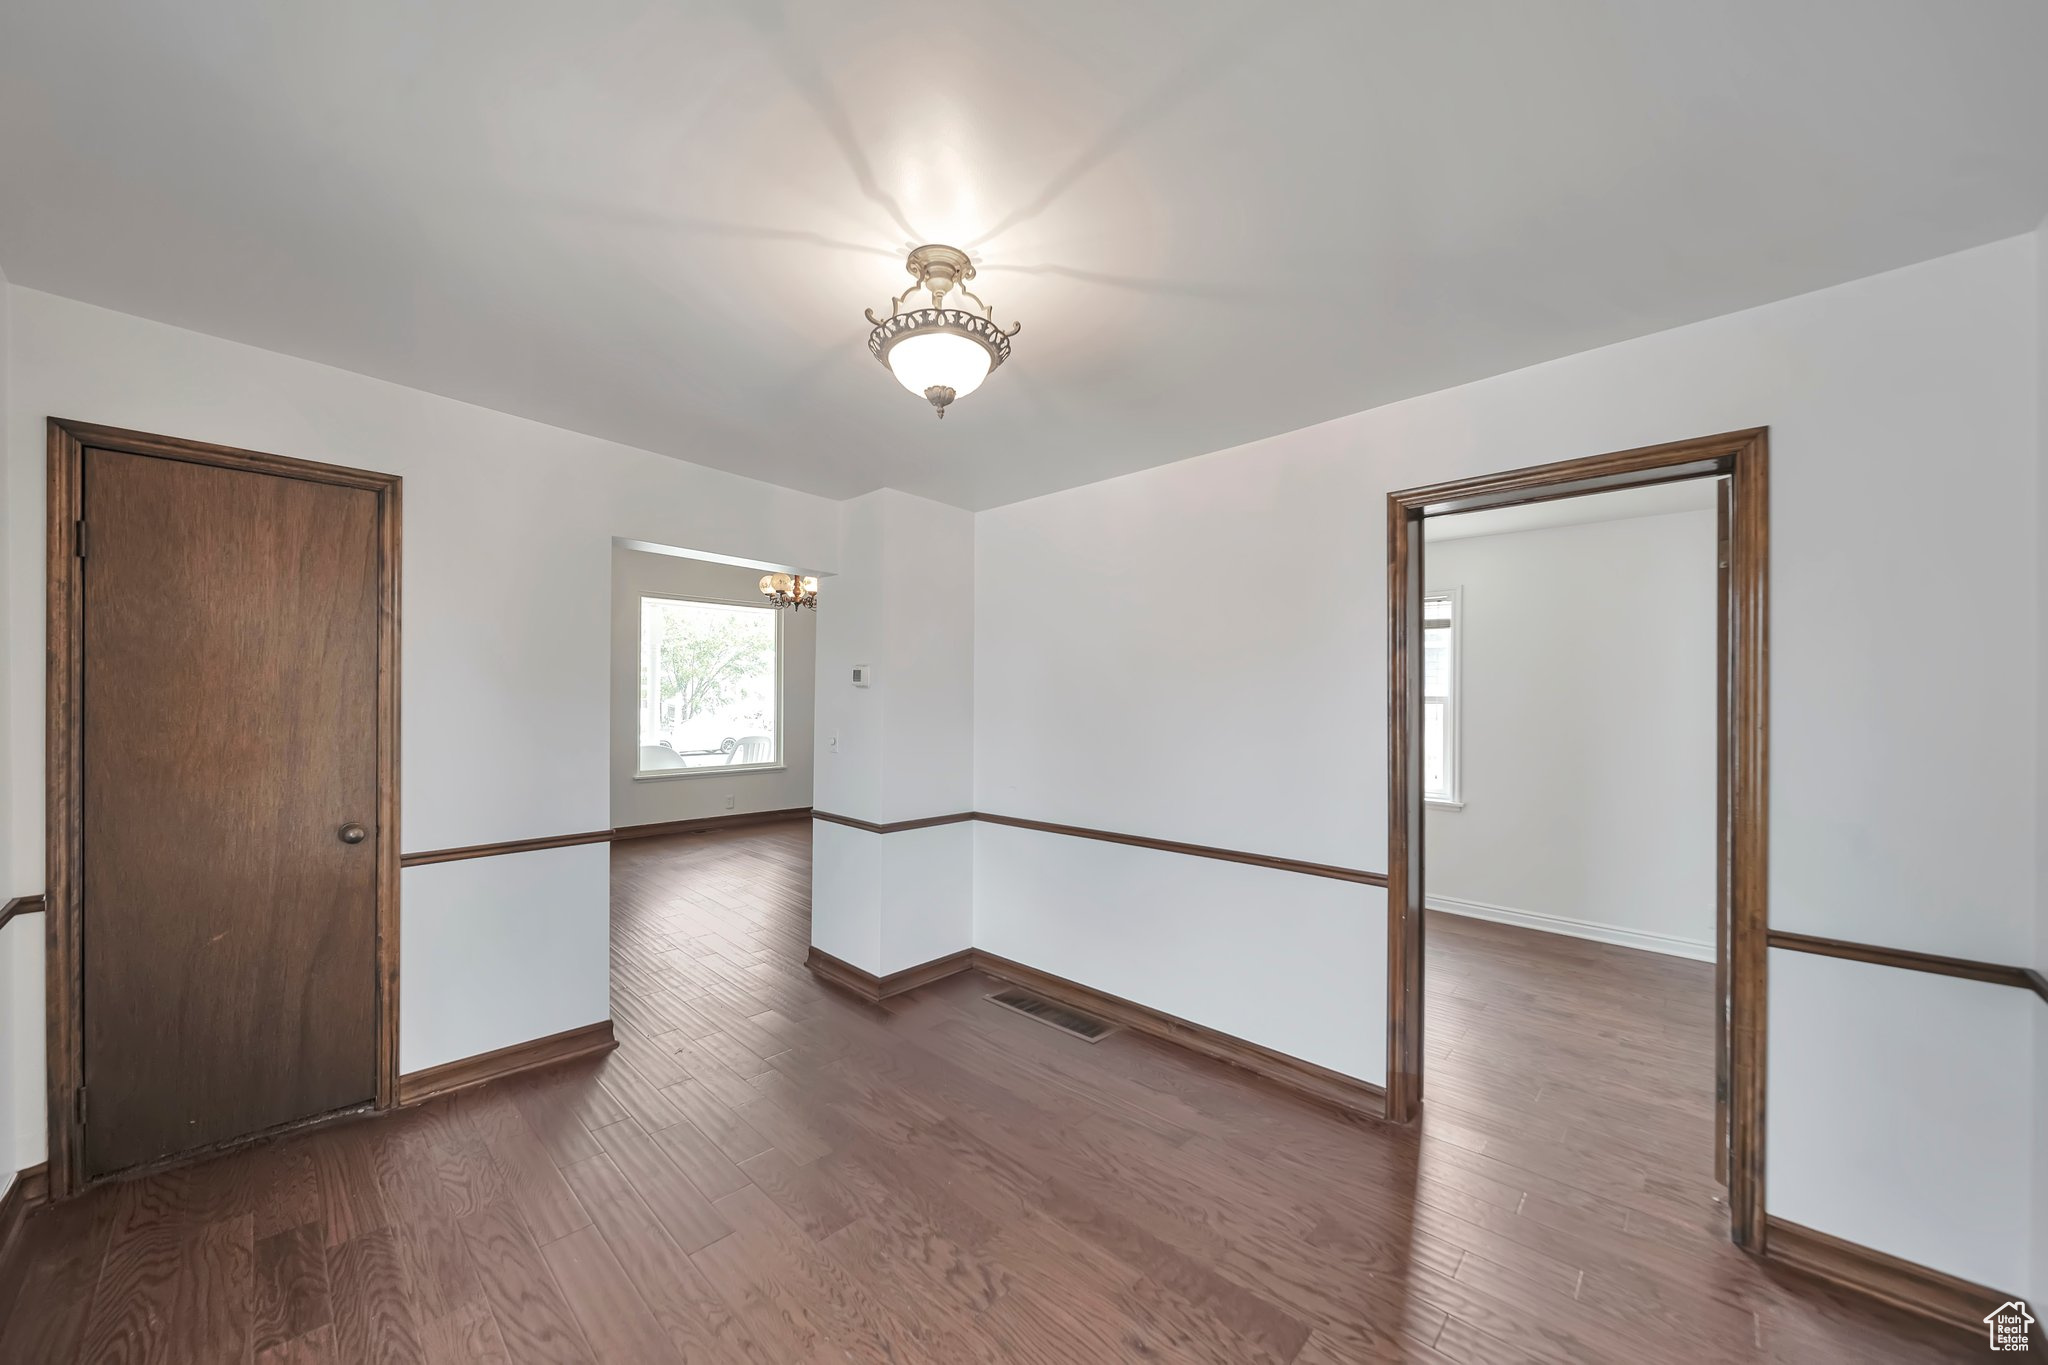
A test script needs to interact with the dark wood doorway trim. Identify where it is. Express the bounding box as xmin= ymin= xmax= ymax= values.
xmin=46 ymin=419 xmax=402 ymax=1200
xmin=1385 ymin=427 xmax=1768 ymax=1249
